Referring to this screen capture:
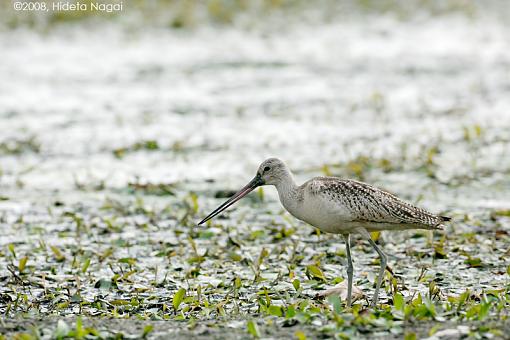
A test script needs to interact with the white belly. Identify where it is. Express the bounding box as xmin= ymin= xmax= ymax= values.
xmin=282 ymin=193 xmax=356 ymax=234
xmin=284 ymin=196 xmax=426 ymax=234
